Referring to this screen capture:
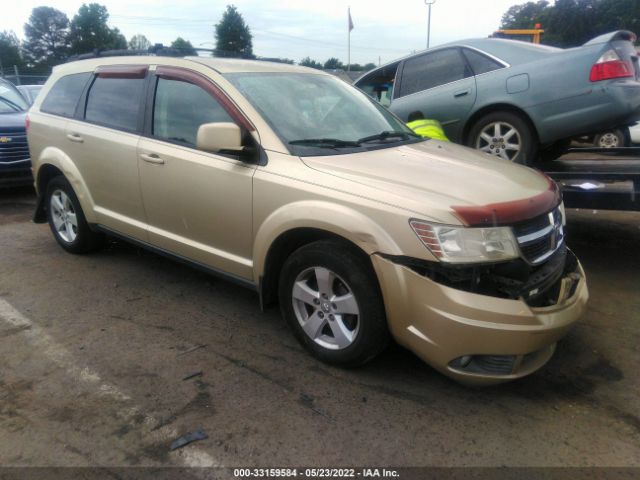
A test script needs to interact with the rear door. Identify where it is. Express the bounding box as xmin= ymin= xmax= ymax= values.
xmin=137 ymin=66 xmax=255 ymax=280
xmin=391 ymin=48 xmax=477 ymax=142
xmin=64 ymin=65 xmax=148 ymax=240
